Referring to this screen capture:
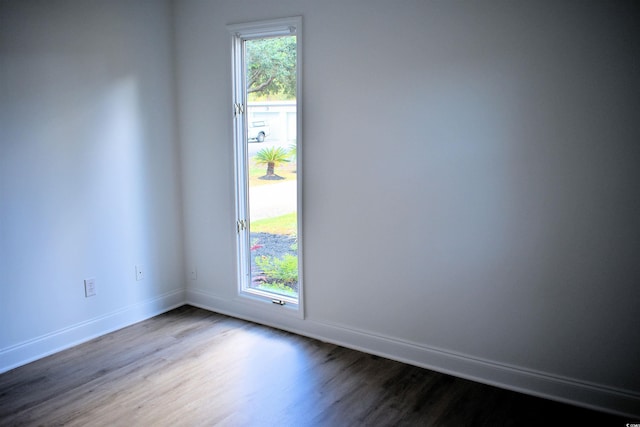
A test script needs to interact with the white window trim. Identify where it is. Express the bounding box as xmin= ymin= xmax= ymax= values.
xmin=228 ymin=16 xmax=304 ymax=318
